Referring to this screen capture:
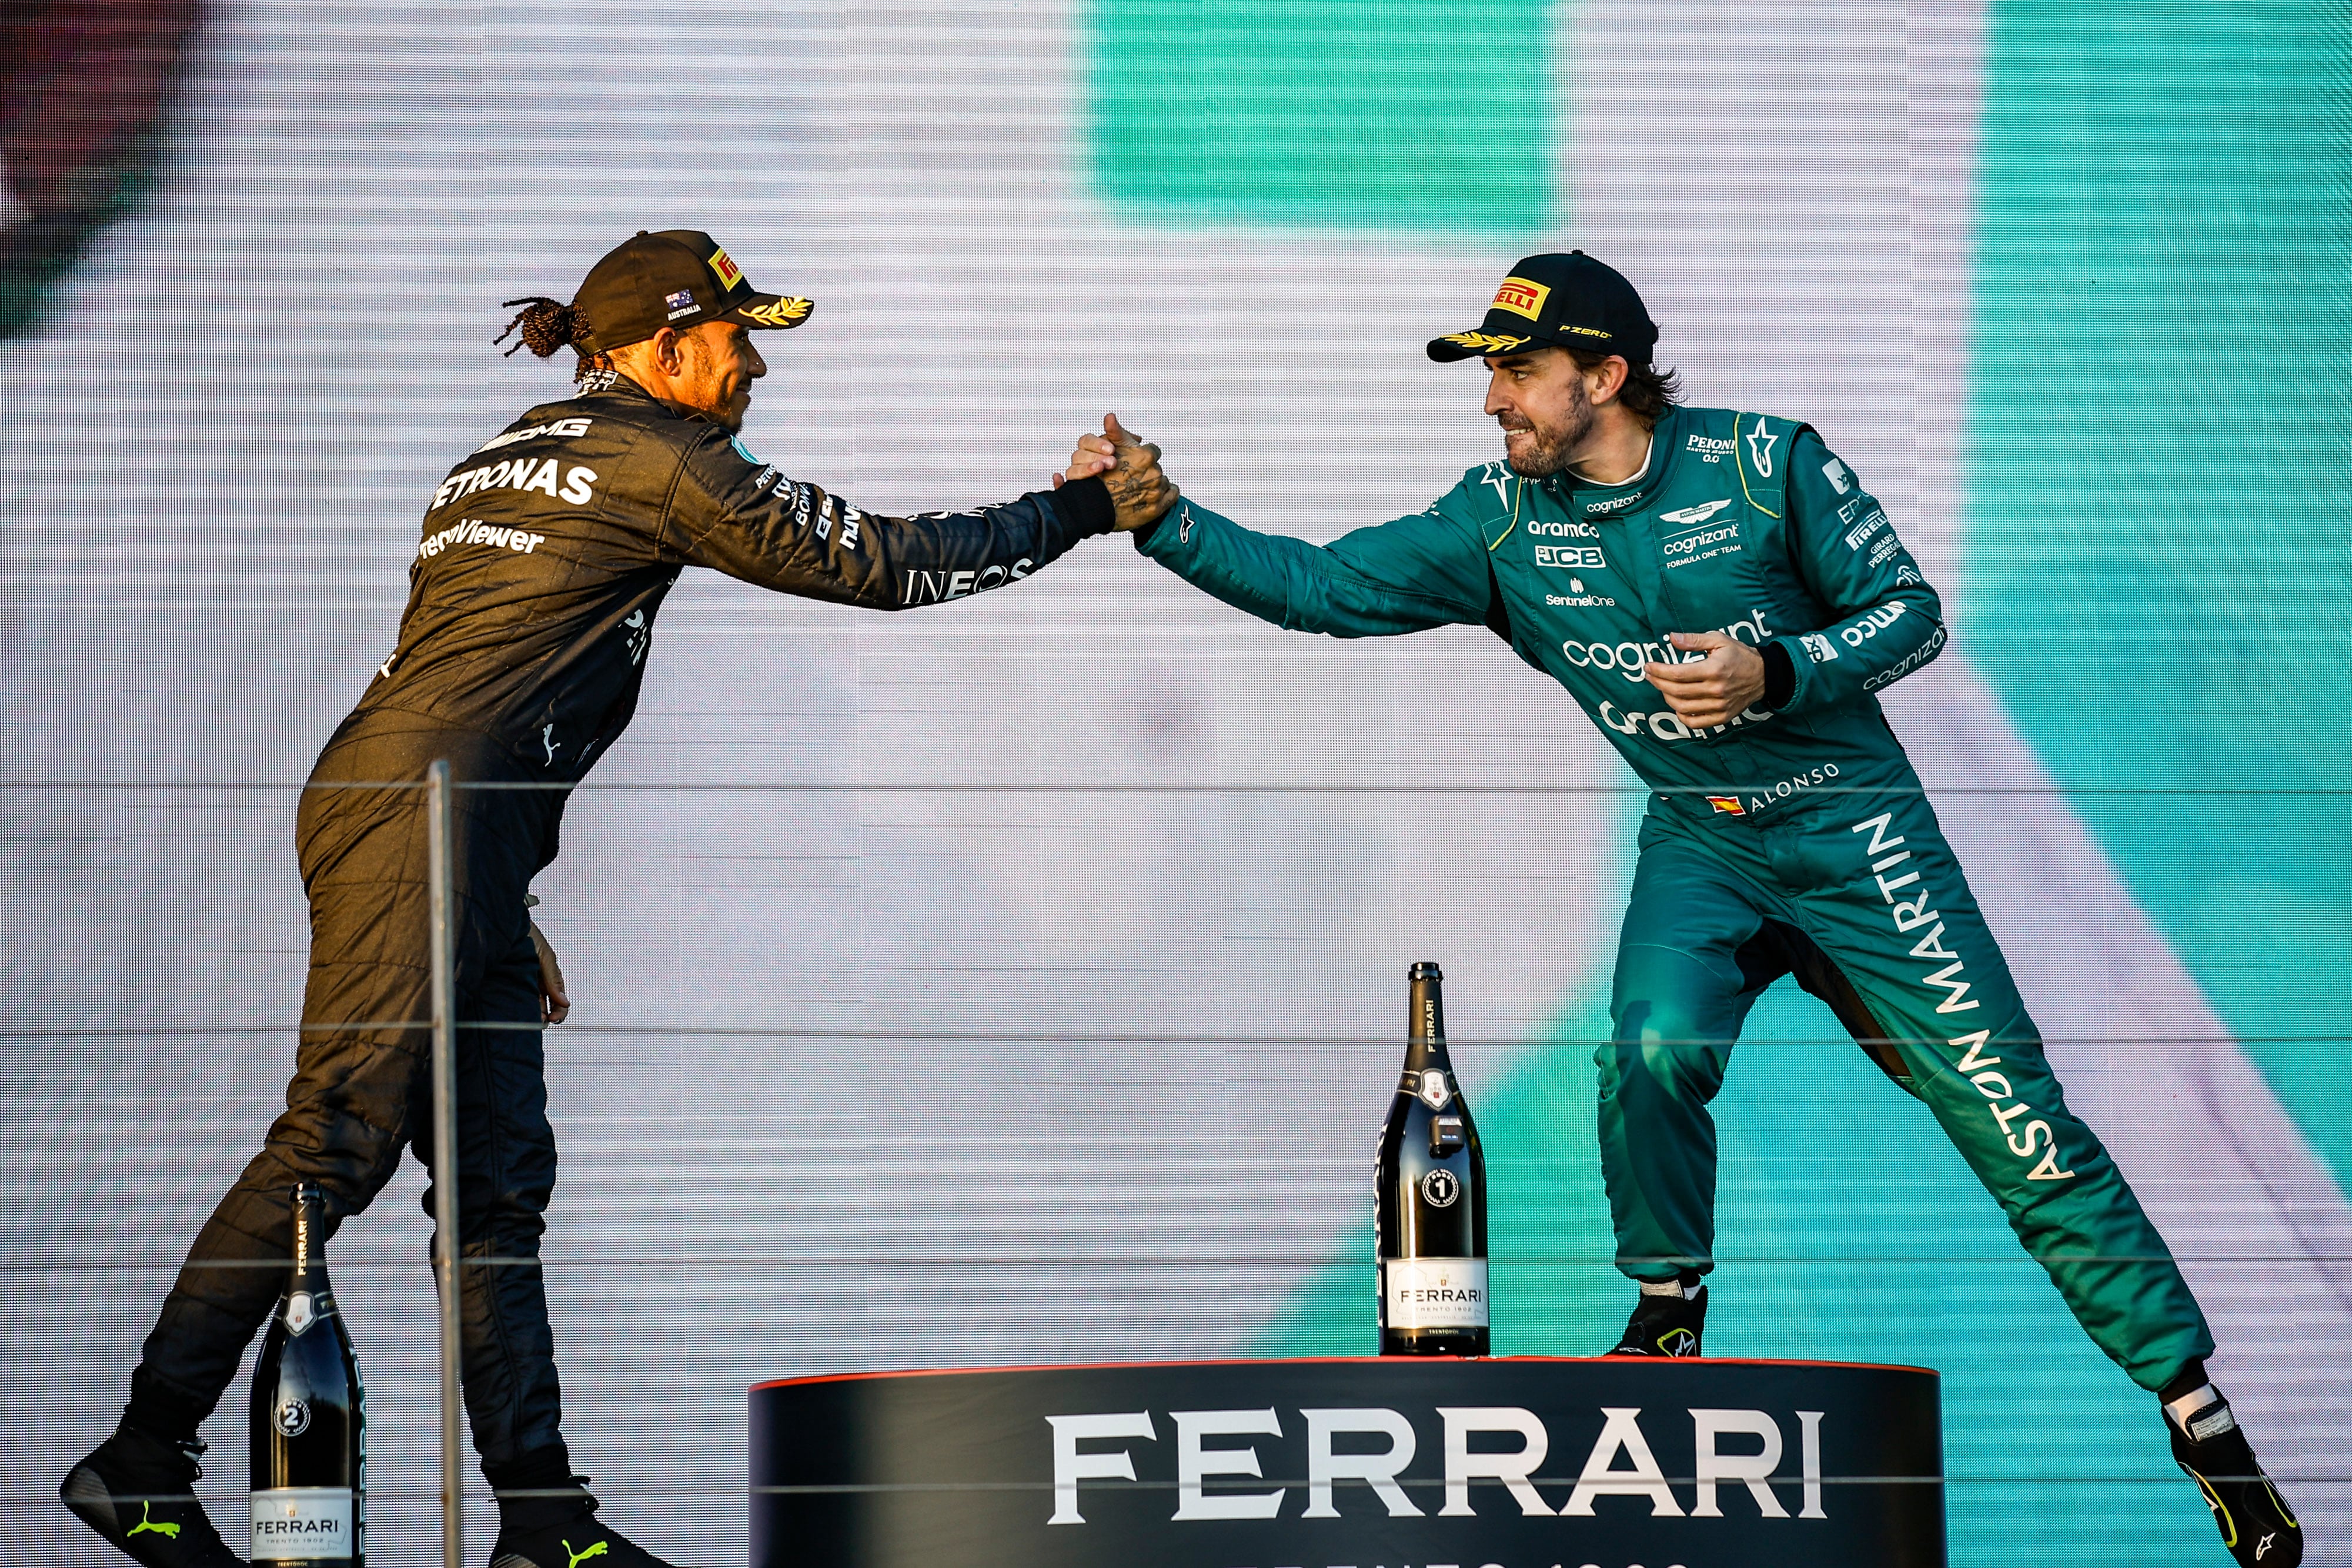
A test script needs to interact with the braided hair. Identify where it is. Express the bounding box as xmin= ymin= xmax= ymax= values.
xmin=495 ymin=296 xmax=610 ymax=385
